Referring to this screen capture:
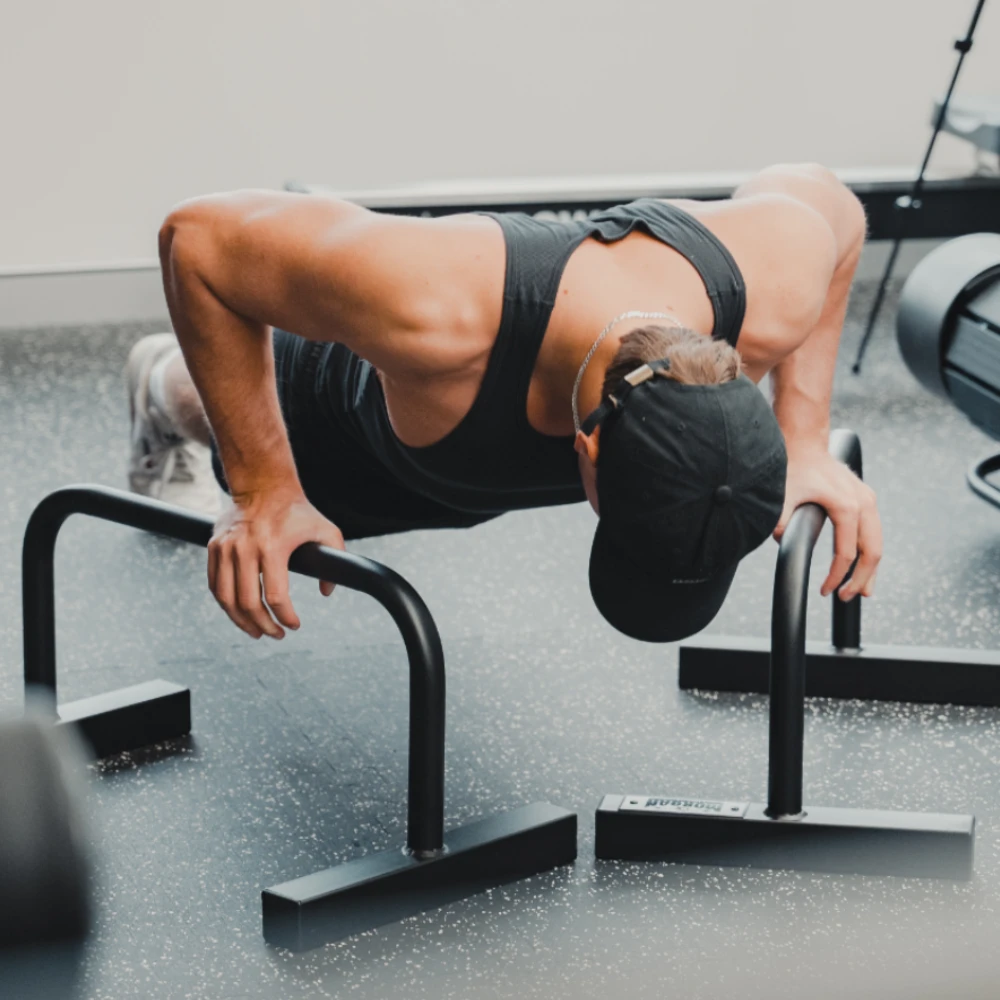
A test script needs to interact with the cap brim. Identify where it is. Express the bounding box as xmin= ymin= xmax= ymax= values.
xmin=588 ymin=518 xmax=739 ymax=643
